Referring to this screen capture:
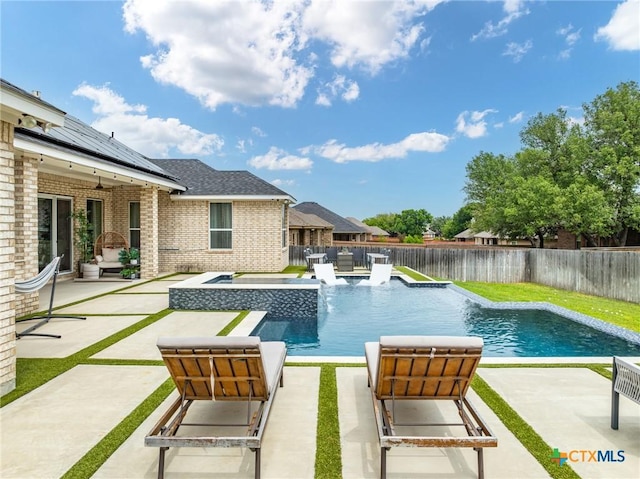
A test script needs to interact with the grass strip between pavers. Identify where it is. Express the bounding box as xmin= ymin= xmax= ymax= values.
xmin=472 ymin=374 xmax=581 ymax=479
xmin=61 ymin=378 xmax=175 ymax=479
xmin=315 ymin=366 xmax=343 ymax=479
